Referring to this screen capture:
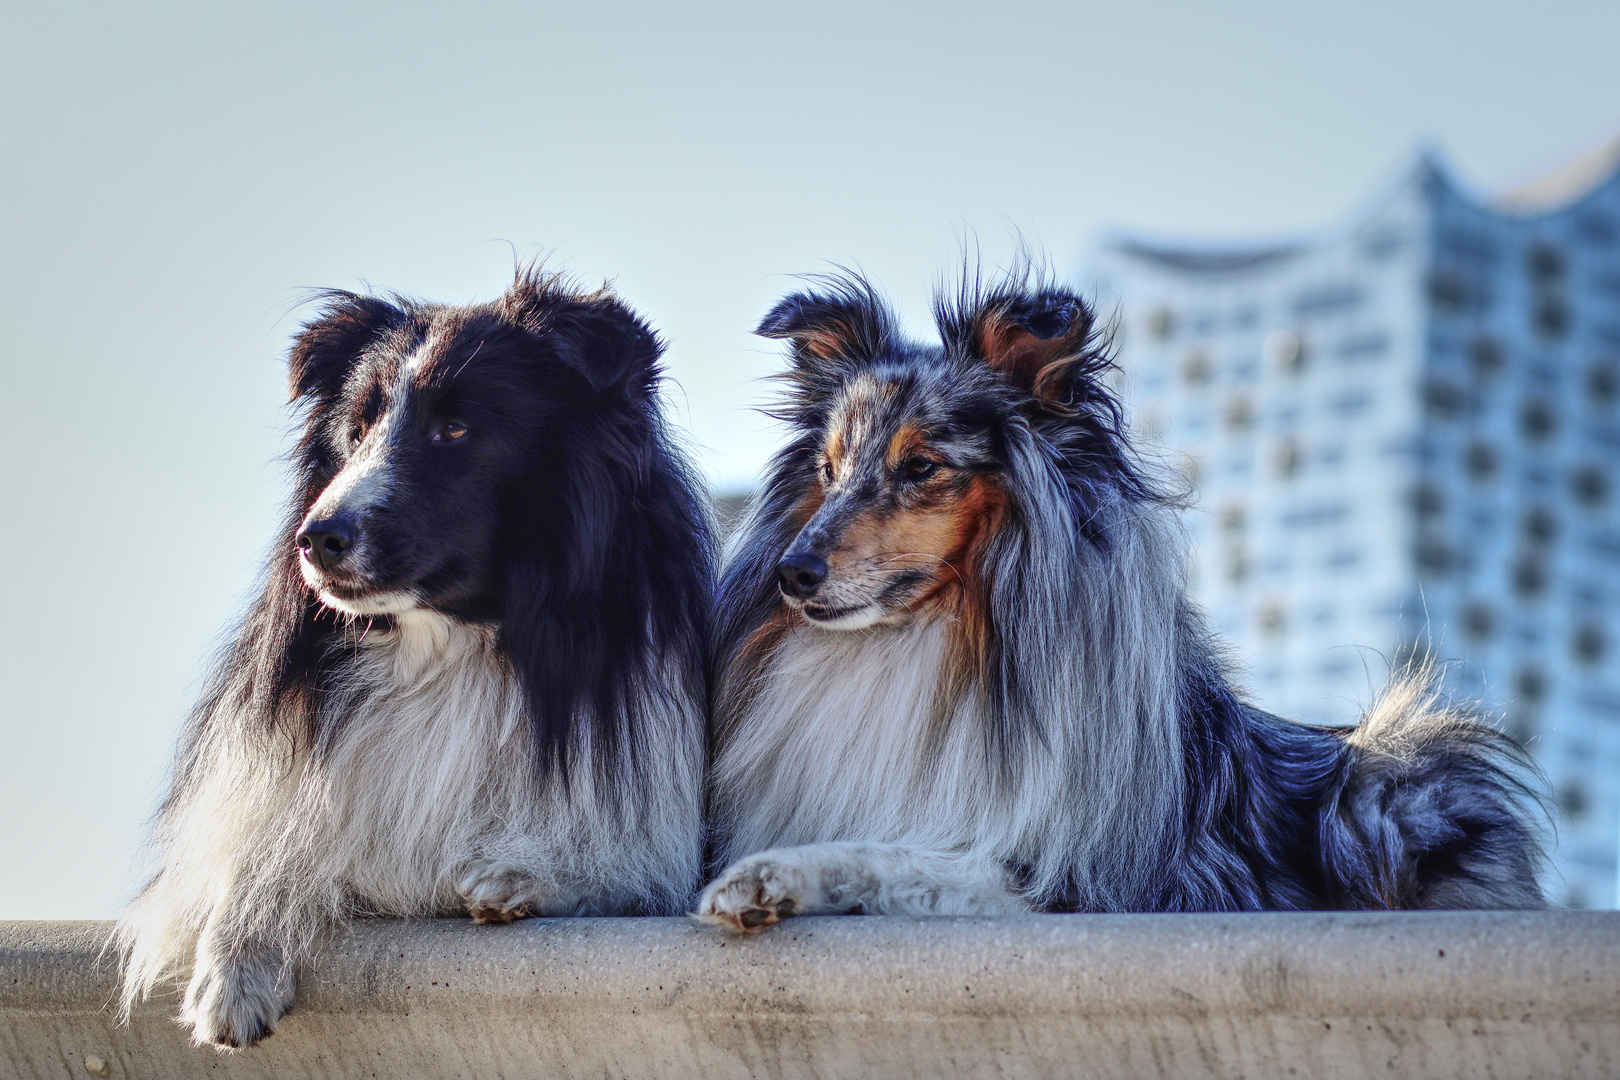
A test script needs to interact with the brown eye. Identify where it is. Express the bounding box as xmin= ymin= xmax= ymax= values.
xmin=821 ymin=460 xmax=835 ymax=484
xmin=902 ymin=457 xmax=938 ymax=481
xmin=434 ymin=420 xmax=468 ymax=443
